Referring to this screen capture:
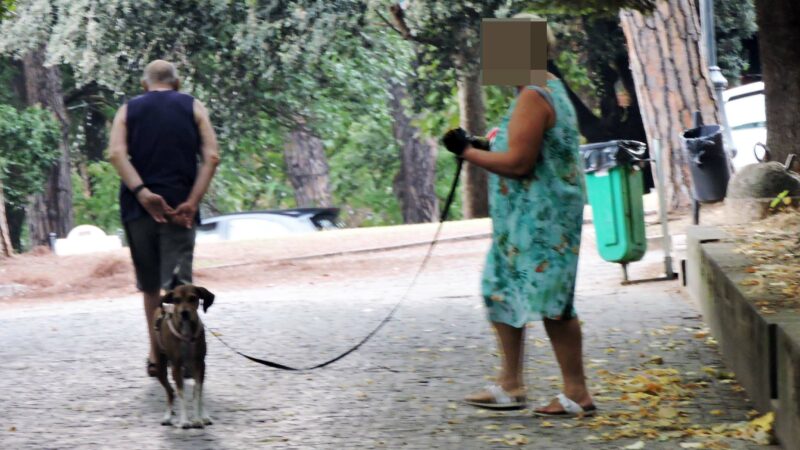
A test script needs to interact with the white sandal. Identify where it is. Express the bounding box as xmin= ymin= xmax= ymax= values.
xmin=464 ymin=385 xmax=527 ymax=410
xmin=532 ymin=393 xmax=597 ymax=418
